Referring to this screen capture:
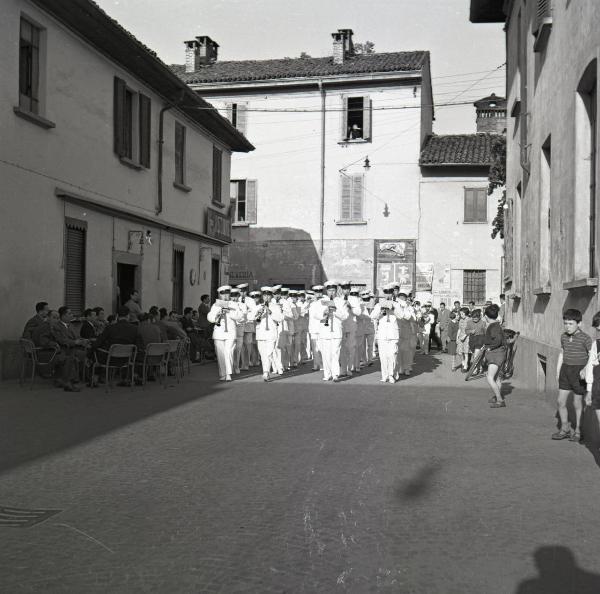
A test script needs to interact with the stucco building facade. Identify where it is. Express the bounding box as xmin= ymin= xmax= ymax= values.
xmin=471 ymin=0 xmax=600 ymax=391
xmin=174 ymin=30 xmax=433 ymax=291
xmin=0 ymin=0 xmax=252 ymax=376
